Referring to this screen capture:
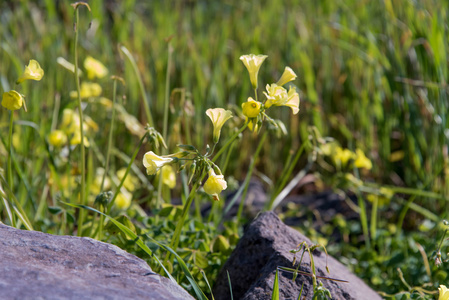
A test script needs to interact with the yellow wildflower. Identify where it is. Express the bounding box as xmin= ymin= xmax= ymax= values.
xmin=239 ymin=54 xmax=268 ymax=89
xmin=334 ymin=147 xmax=354 ymax=166
xmin=206 ymin=108 xmax=233 ymax=144
xmin=439 ymin=285 xmax=449 ymax=300
xmin=242 ymin=97 xmax=261 ymax=118
xmin=48 ymin=130 xmax=68 ymax=147
xmin=16 ymin=59 xmax=44 ymax=84
xmin=84 ymin=56 xmax=108 ymax=80
xmin=143 ymin=151 xmax=173 ymax=175
xmin=70 ymin=131 xmax=90 ymax=147
xmin=354 ymin=148 xmax=372 ymax=170
xmin=117 ymin=168 xmax=138 ymax=192
xmin=2 ymin=90 xmax=23 ymax=111
xmin=70 ymin=82 xmax=102 ymax=99
xmin=276 ymin=67 xmax=297 ymax=86
xmin=264 ymin=84 xmax=288 ymax=108
xmin=115 ymin=191 xmax=132 ymax=210
xmin=203 ymin=169 xmax=227 ymax=201
xmin=161 ymin=165 xmax=176 ymax=189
